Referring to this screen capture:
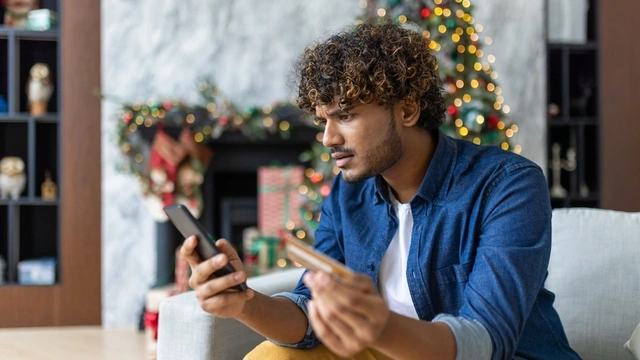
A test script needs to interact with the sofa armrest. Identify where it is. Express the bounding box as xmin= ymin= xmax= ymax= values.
xmin=157 ymin=267 xmax=305 ymax=360
xmin=625 ymin=322 xmax=640 ymax=360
